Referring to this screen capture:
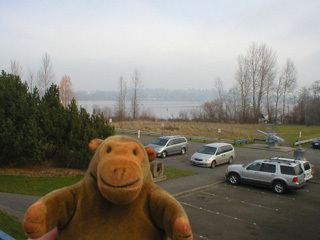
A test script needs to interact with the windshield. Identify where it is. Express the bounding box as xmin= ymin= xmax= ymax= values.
xmin=151 ymin=138 xmax=168 ymax=146
xmin=197 ymin=146 xmax=217 ymax=155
